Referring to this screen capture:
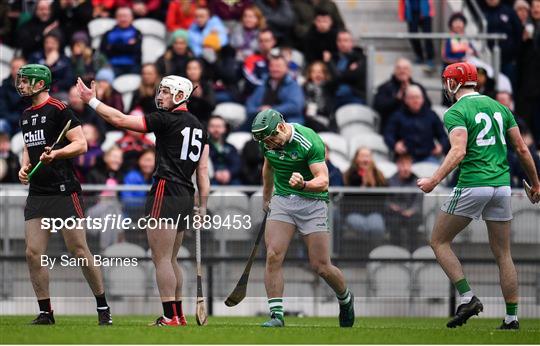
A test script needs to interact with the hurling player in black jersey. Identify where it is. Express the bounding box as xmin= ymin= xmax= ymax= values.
xmin=16 ymin=64 xmax=112 ymax=325
xmin=77 ymin=75 xmax=210 ymax=326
